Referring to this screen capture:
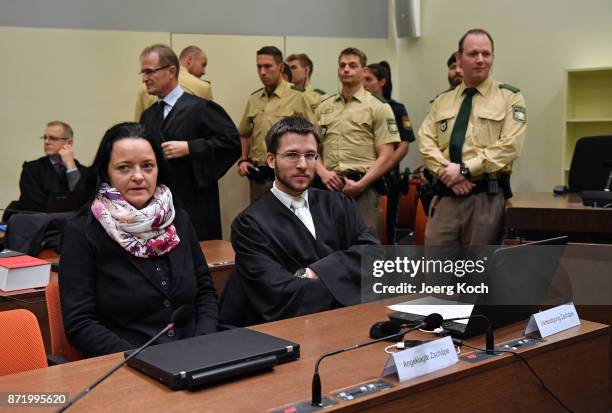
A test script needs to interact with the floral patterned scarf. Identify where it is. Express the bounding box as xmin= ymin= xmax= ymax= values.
xmin=91 ymin=183 xmax=180 ymax=257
